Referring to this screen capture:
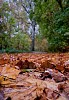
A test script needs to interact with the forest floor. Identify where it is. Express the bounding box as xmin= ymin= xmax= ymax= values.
xmin=0 ymin=53 xmax=69 ymax=100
